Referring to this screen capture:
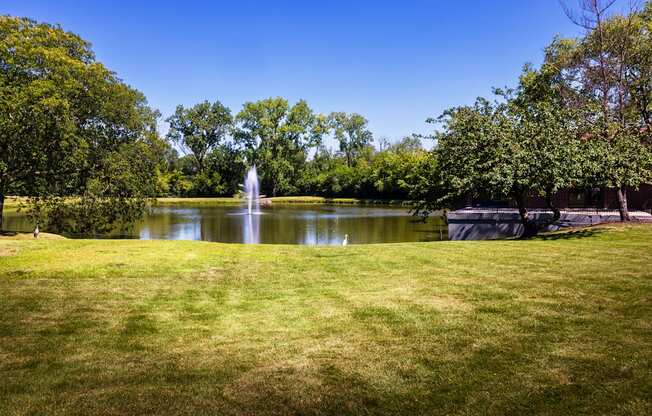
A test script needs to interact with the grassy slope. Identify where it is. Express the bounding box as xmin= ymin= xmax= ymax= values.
xmin=0 ymin=225 xmax=651 ymax=415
